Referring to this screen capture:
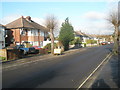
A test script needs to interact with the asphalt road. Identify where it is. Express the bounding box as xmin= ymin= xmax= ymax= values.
xmin=2 ymin=44 xmax=113 ymax=88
